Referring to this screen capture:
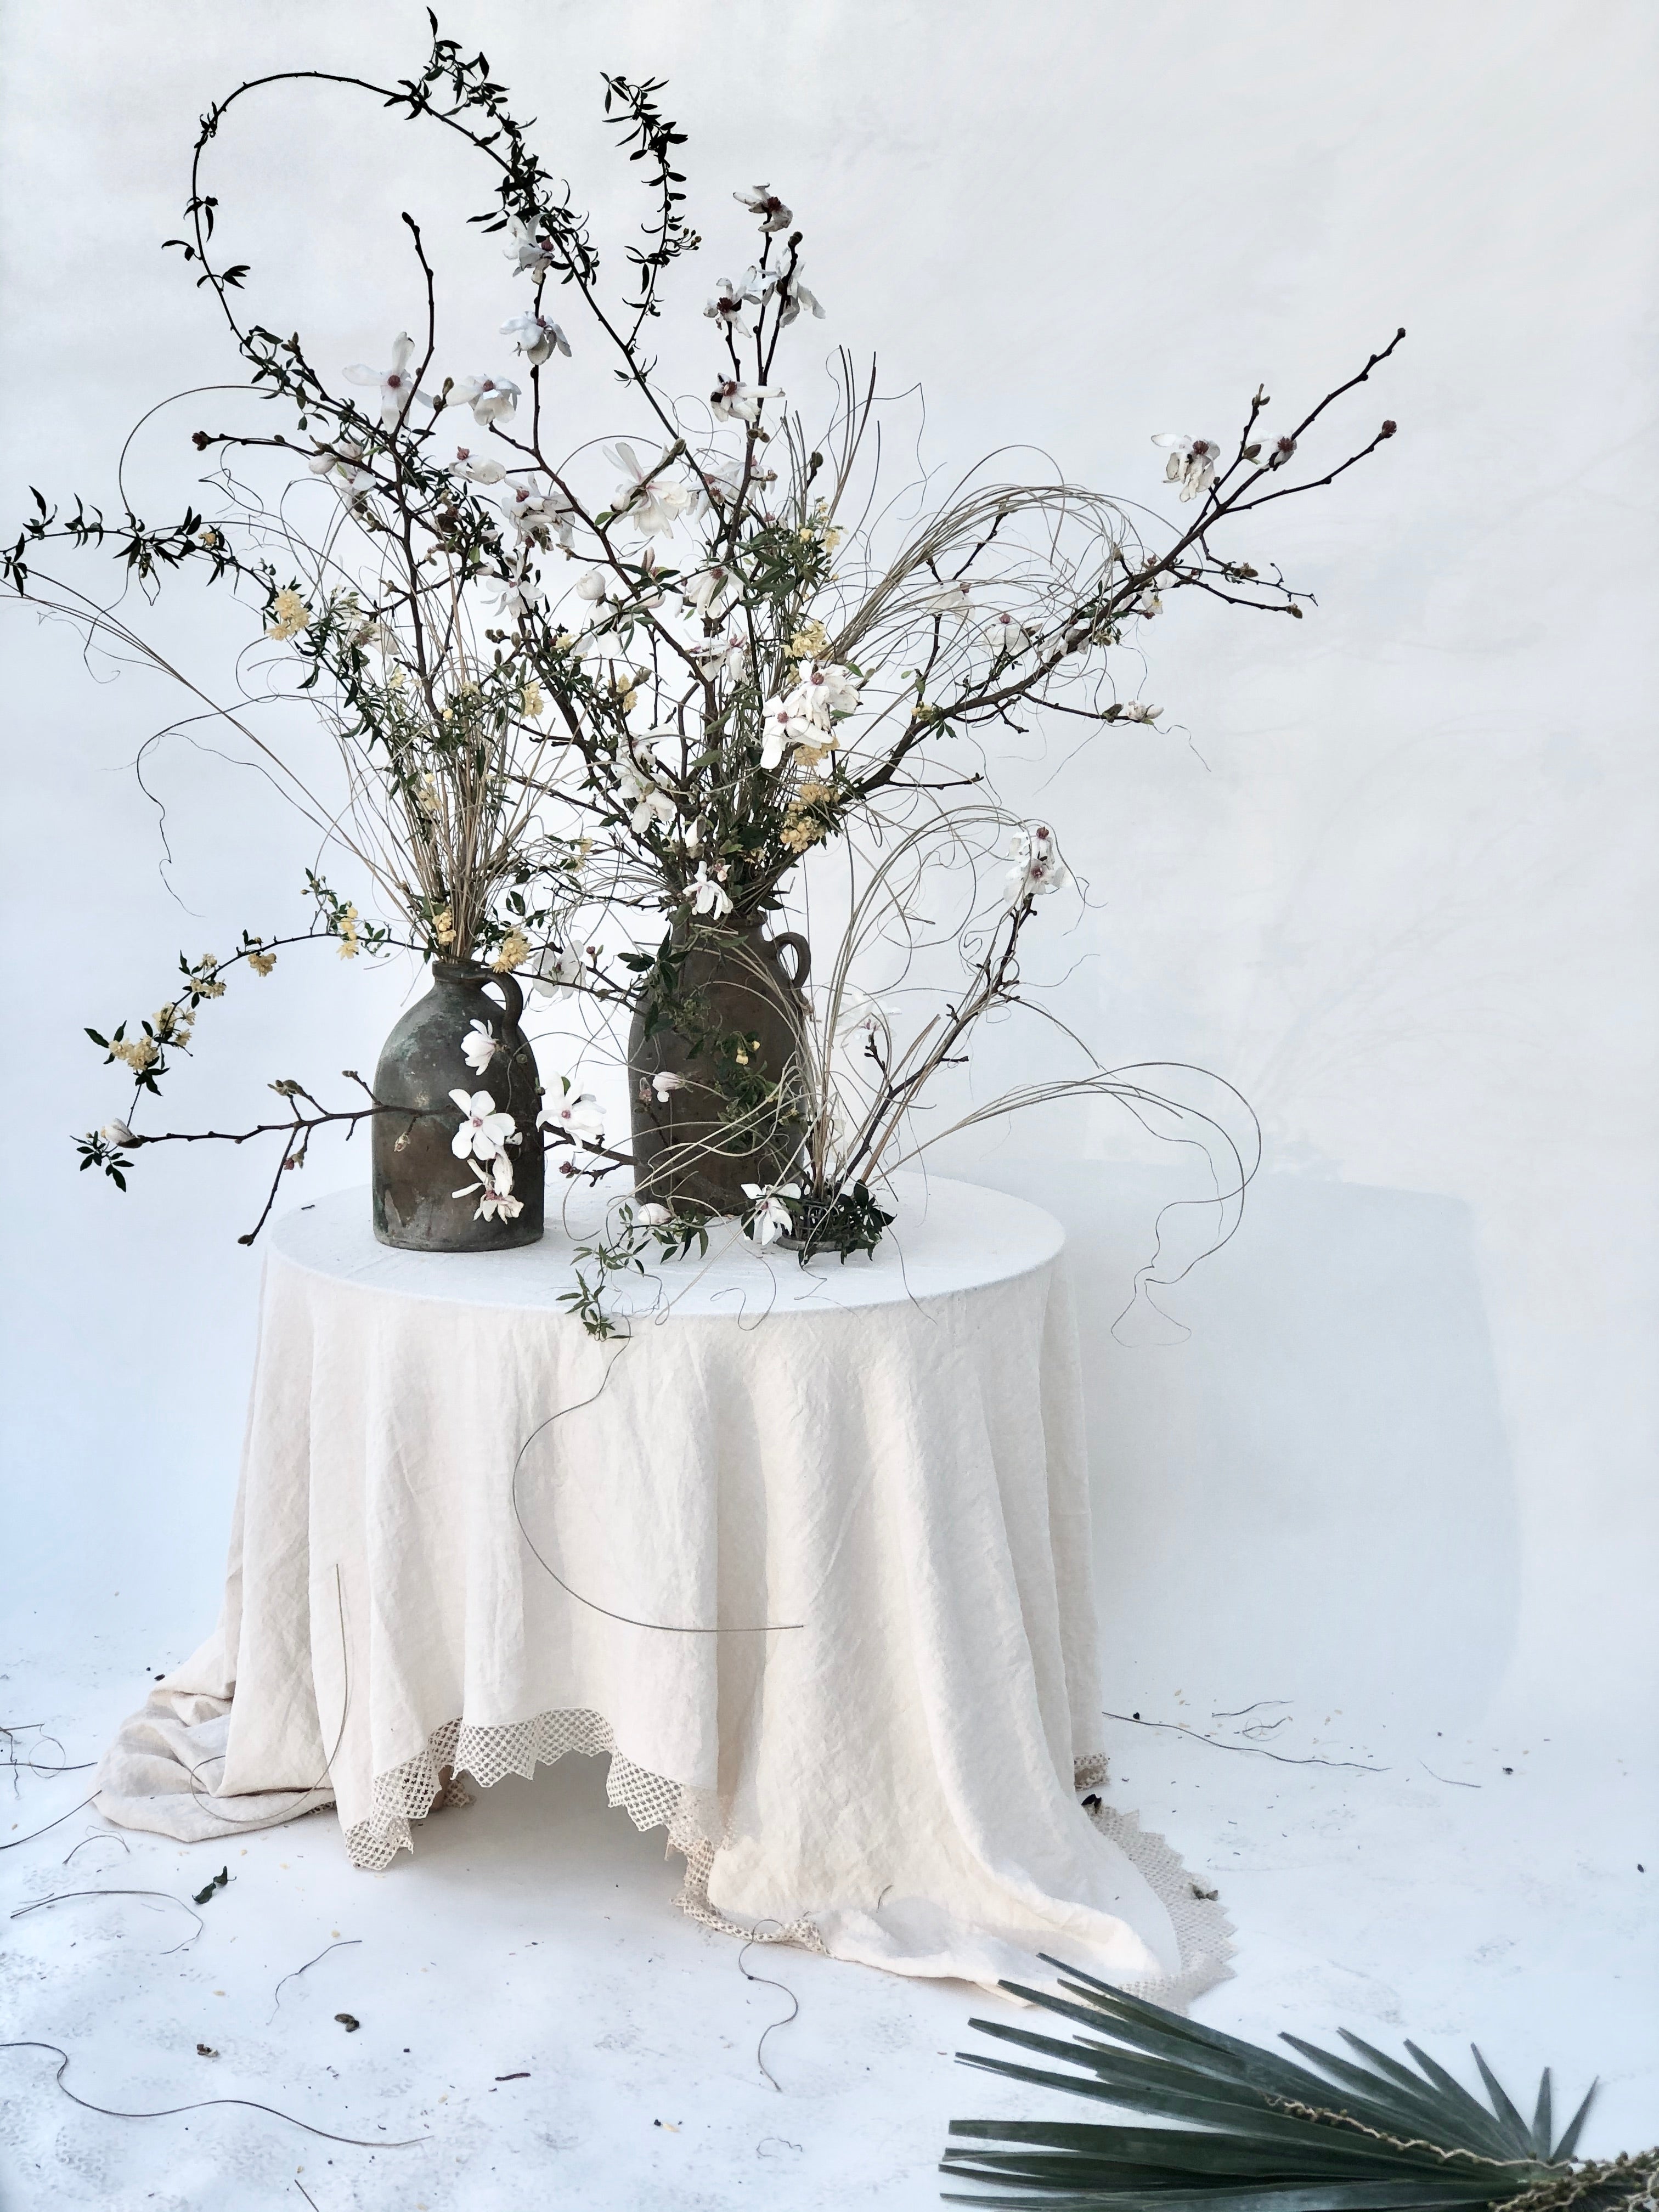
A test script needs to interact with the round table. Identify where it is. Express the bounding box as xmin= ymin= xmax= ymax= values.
xmin=98 ymin=1173 xmax=1230 ymax=1997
